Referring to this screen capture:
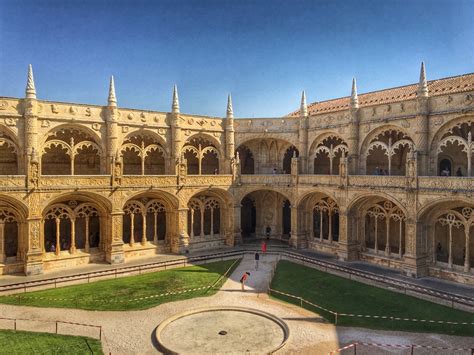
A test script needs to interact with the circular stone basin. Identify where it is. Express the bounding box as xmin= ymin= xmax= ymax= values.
xmin=155 ymin=307 xmax=289 ymax=354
